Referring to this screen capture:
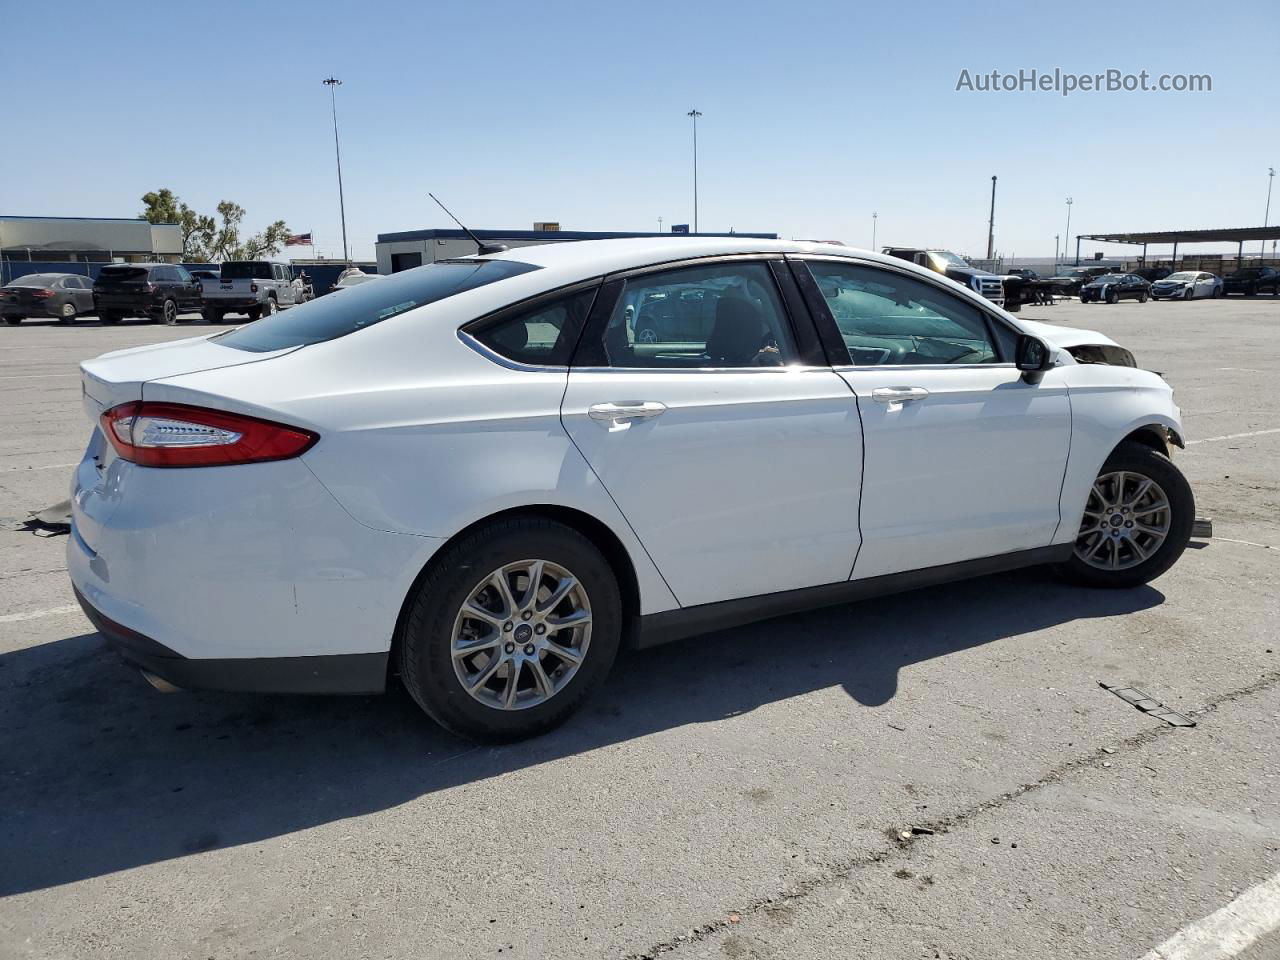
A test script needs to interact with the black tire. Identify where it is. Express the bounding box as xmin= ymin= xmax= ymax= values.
xmin=1183 ymin=287 xmax=1193 ymax=300
xmin=159 ymin=299 xmax=179 ymax=325
xmin=261 ymin=296 xmax=276 ymax=317
xmin=1105 ymin=289 xmax=1119 ymax=304
xmin=399 ymin=517 xmax=622 ymax=742
xmin=3 ymin=316 xmax=22 ymax=326
xmin=1055 ymin=441 xmax=1194 ymax=589
xmin=246 ymin=307 xmax=262 ymax=322
xmin=99 ymin=312 xmax=121 ymax=325
xmin=1138 ymin=292 xmax=1148 ymax=303
xmin=202 ymin=309 xmax=223 ymax=324
xmin=59 ymin=302 xmax=78 ymax=324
